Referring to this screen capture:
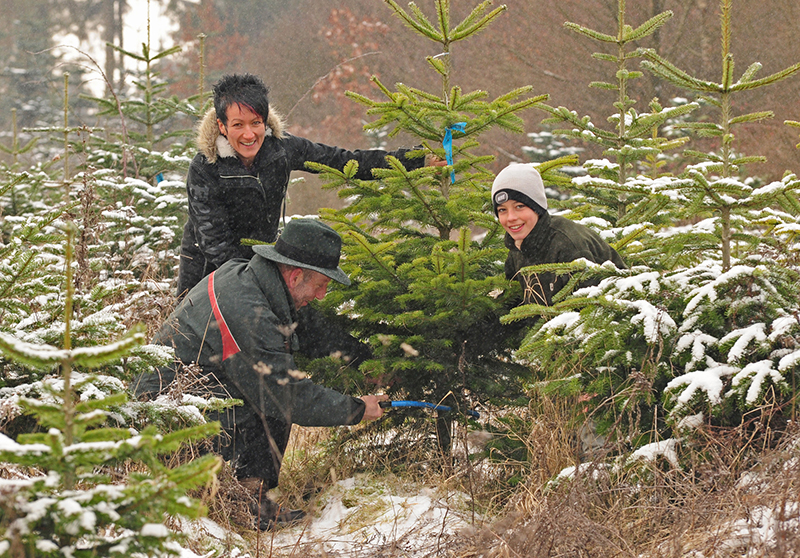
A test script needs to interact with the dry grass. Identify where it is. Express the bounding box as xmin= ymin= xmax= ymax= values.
xmin=464 ymin=415 xmax=800 ymax=558
xmin=196 ymin=460 xmax=256 ymax=532
xmin=127 ymin=370 xmax=800 ymax=557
